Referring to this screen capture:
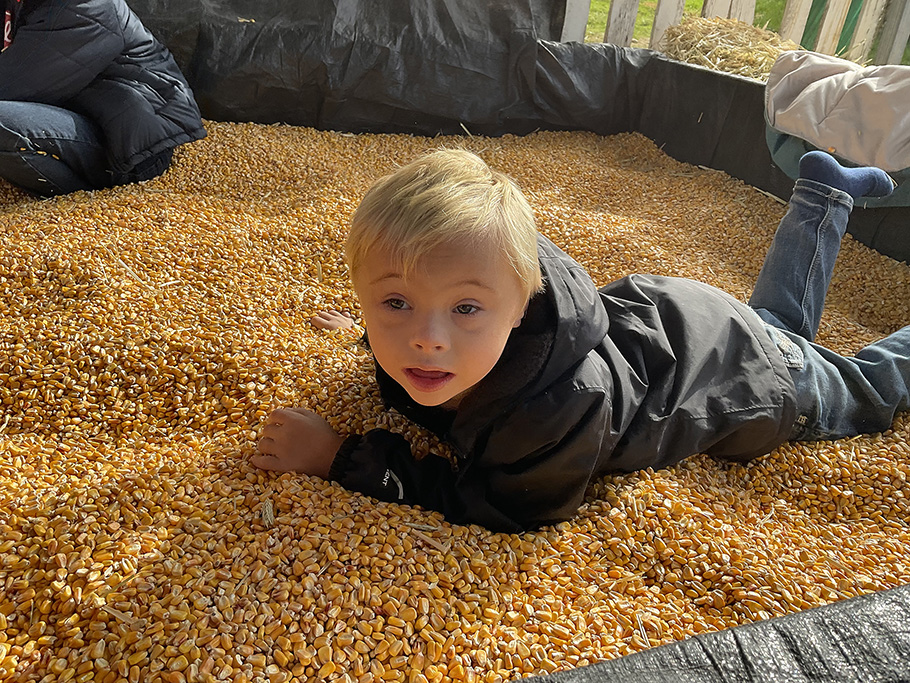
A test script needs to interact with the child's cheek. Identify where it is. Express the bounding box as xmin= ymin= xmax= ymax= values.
xmin=369 ymin=342 xmax=394 ymax=375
